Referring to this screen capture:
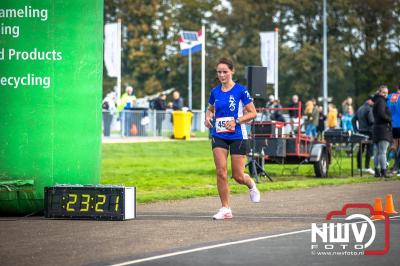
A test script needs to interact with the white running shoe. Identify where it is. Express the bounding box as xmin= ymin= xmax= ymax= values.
xmin=212 ymin=207 xmax=233 ymax=220
xmin=249 ymin=180 xmax=261 ymax=203
xmin=364 ymin=168 xmax=375 ymax=175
